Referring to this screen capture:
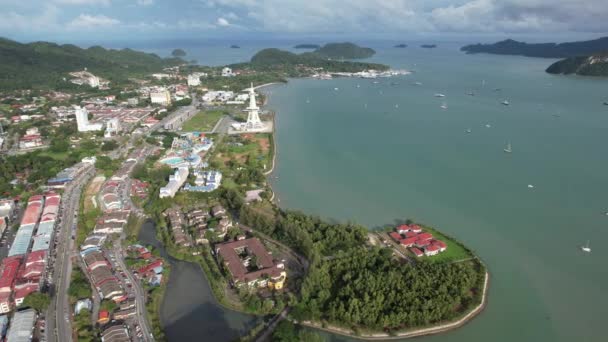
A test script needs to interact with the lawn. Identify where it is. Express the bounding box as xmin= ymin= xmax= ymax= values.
xmin=181 ymin=110 xmax=225 ymax=132
xmin=416 ymin=225 xmax=474 ymax=263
